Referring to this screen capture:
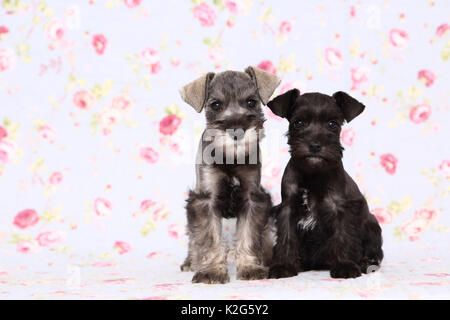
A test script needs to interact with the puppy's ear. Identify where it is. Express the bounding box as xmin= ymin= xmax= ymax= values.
xmin=267 ymin=88 xmax=300 ymax=118
xmin=179 ymin=72 xmax=215 ymax=112
xmin=332 ymin=91 xmax=365 ymax=123
xmin=245 ymin=66 xmax=281 ymax=105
